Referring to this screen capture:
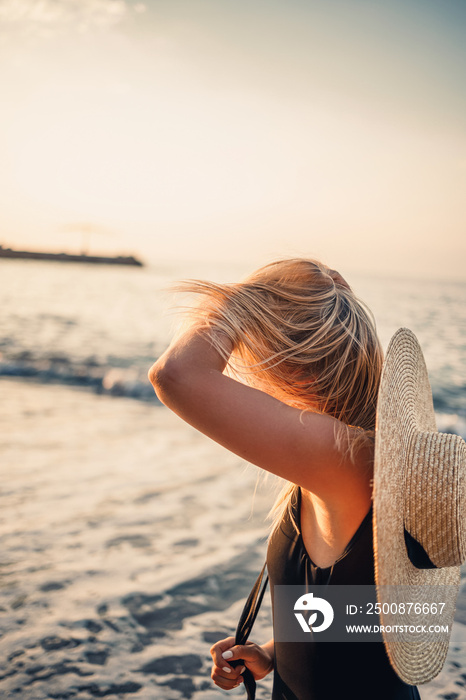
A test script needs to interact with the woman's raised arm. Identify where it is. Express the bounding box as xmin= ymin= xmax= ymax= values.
xmin=148 ymin=326 xmax=371 ymax=499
